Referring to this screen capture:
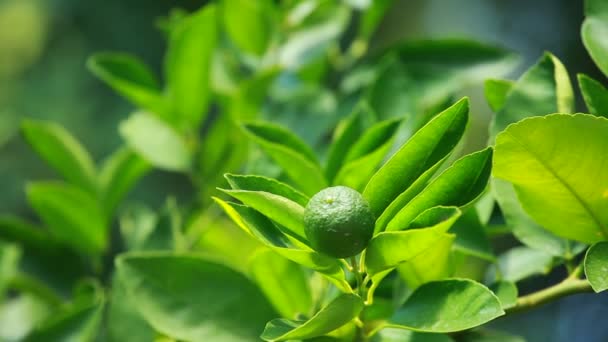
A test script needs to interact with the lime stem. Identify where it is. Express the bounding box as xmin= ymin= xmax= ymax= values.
xmin=506 ymin=277 xmax=592 ymax=314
